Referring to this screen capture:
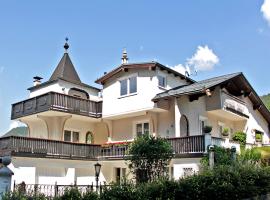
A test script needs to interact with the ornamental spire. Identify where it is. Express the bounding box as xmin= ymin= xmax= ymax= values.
xmin=121 ymin=48 xmax=128 ymax=64
xmin=64 ymin=37 xmax=69 ymax=53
